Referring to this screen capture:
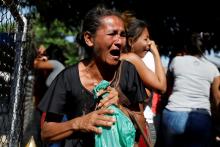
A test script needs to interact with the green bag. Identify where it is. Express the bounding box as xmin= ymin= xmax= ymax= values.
xmin=93 ymin=80 xmax=136 ymax=147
